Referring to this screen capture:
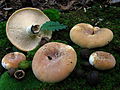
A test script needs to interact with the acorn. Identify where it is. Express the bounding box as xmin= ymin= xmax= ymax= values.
xmin=80 ymin=49 xmax=91 ymax=59
xmin=87 ymin=71 xmax=99 ymax=86
xmin=14 ymin=70 xmax=25 ymax=80
xmin=80 ymin=61 xmax=93 ymax=71
xmin=81 ymin=61 xmax=92 ymax=68
xmin=72 ymin=68 xmax=85 ymax=78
